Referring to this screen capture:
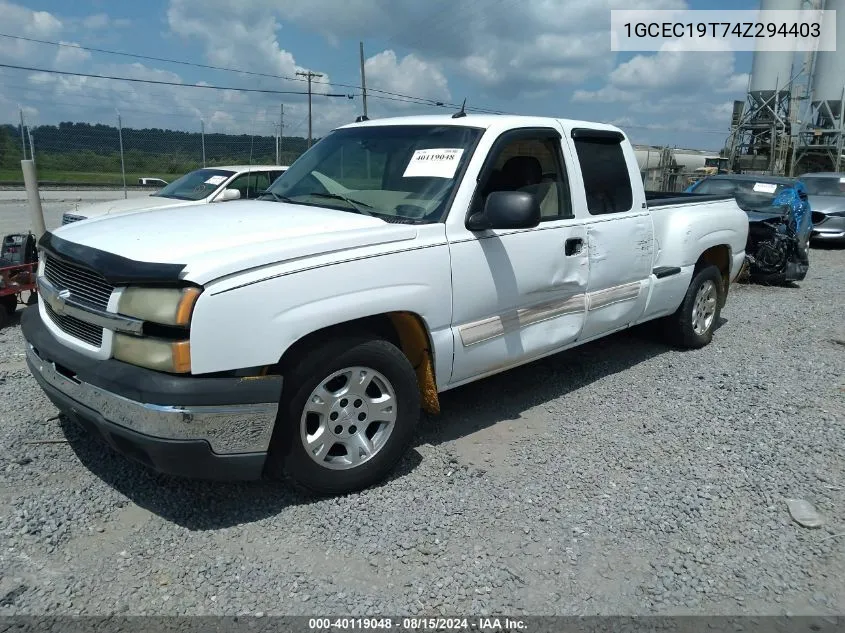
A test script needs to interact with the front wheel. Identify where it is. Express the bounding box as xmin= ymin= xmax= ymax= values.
xmin=266 ymin=336 xmax=421 ymax=495
xmin=663 ymin=264 xmax=724 ymax=349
